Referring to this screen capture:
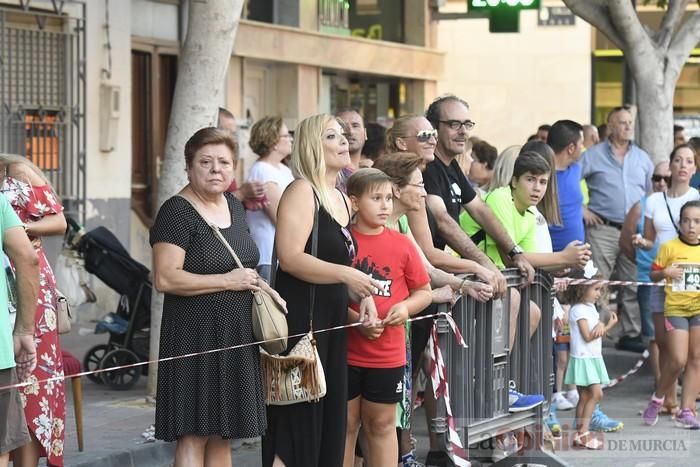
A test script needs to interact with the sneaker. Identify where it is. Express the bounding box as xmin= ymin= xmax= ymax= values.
xmin=643 ymin=396 xmax=664 ymax=426
xmin=492 ymin=431 xmax=520 ymax=462
xmin=508 ymin=383 xmax=545 ymax=412
xmin=552 ymin=392 xmax=575 ymax=411
xmin=674 ymin=408 xmax=700 ymax=430
xmin=565 ymin=389 xmax=579 ymax=407
xmin=590 ymin=405 xmax=624 ymax=432
xmin=545 ymin=405 xmax=562 ymax=439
